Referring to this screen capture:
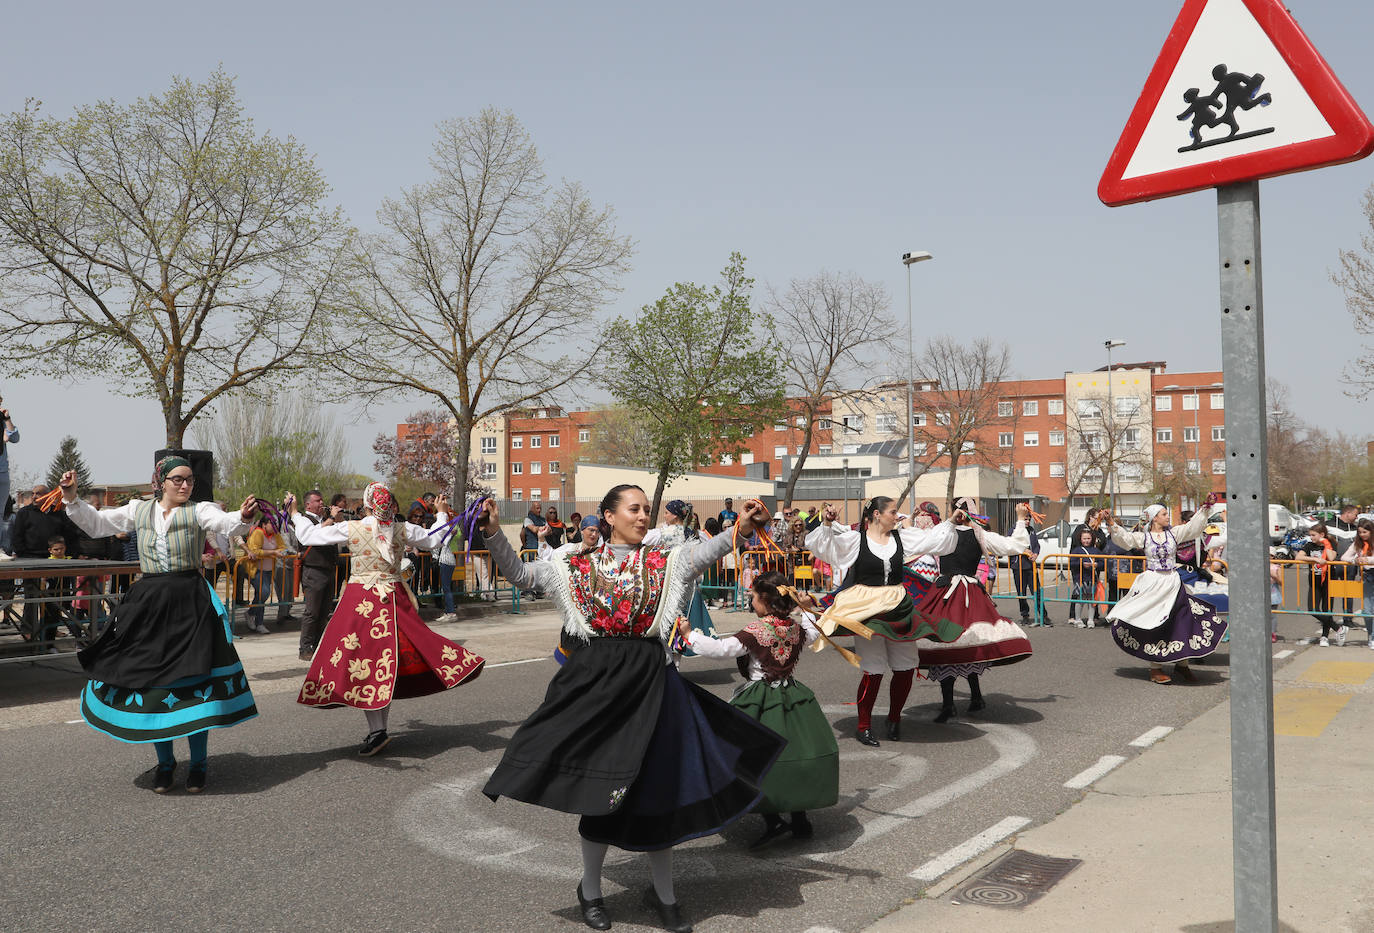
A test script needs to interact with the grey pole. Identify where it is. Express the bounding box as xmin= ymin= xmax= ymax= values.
xmin=906 ymin=264 xmax=915 ymax=516
xmin=1218 ymin=180 xmax=1278 ymax=933
xmin=1105 ymin=343 xmax=1116 ymax=514
xmin=843 ymin=457 xmax=850 ymax=525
